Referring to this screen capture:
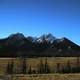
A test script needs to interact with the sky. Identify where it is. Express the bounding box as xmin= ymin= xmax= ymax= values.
xmin=0 ymin=0 xmax=80 ymax=45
